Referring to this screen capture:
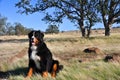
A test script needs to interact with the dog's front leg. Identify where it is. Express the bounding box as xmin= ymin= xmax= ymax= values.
xmin=42 ymin=58 xmax=51 ymax=78
xmin=27 ymin=67 xmax=33 ymax=77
